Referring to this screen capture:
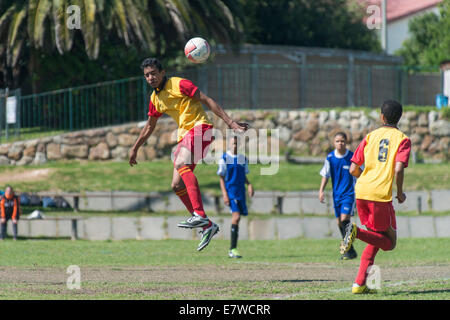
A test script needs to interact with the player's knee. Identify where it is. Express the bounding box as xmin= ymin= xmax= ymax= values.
xmin=173 ymin=161 xmax=184 ymax=170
